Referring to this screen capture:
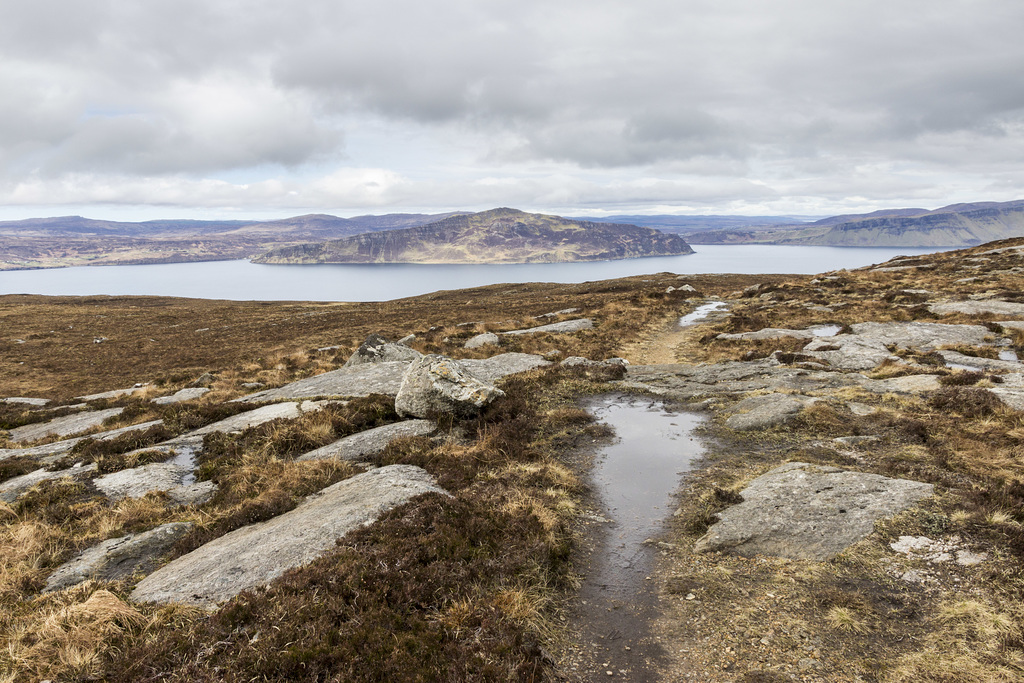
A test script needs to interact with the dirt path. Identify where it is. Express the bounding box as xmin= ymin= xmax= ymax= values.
xmin=618 ymin=302 xmax=731 ymax=365
xmin=562 ymin=301 xmax=733 ymax=681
